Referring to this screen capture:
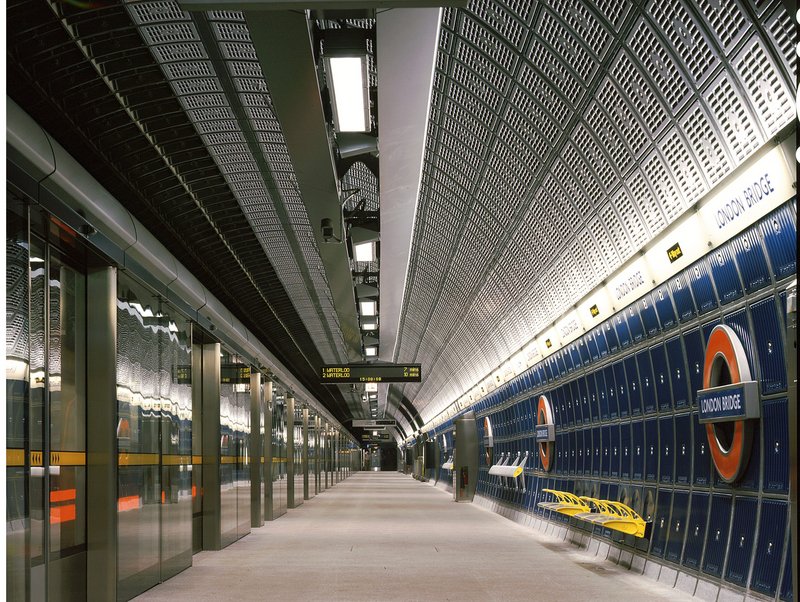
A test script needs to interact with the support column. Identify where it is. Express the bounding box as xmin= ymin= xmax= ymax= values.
xmin=302 ymin=407 xmax=310 ymax=500
xmin=86 ymin=266 xmax=117 ymax=602
xmin=314 ymin=415 xmax=321 ymax=494
xmin=263 ymin=381 xmax=275 ymax=520
xmin=250 ymin=371 xmax=263 ymax=527
xmin=324 ymin=424 xmax=330 ymax=490
xmin=201 ymin=343 xmax=222 ymax=549
xmin=287 ymin=394 xmax=302 ymax=508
